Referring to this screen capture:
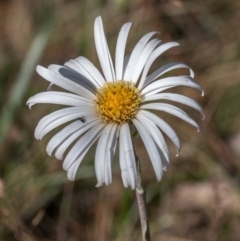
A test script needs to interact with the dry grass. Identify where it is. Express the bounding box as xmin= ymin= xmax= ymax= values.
xmin=1 ymin=0 xmax=240 ymax=240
